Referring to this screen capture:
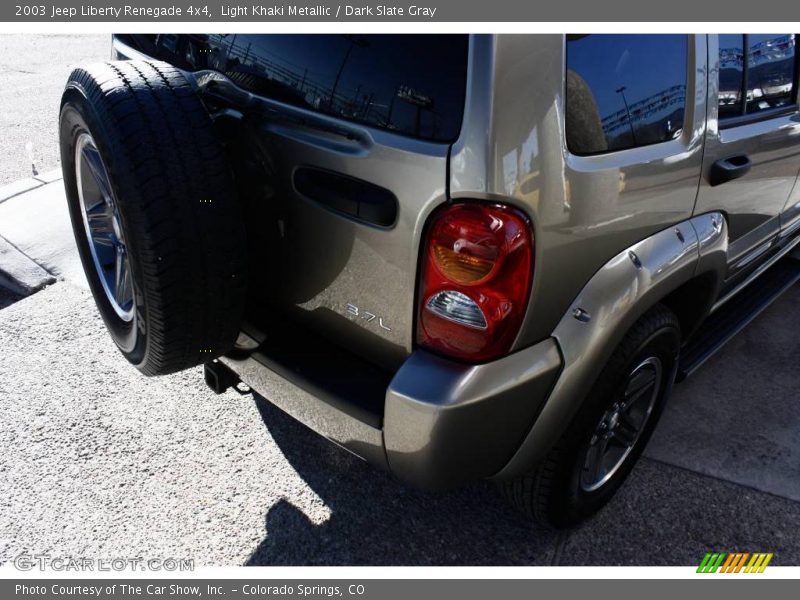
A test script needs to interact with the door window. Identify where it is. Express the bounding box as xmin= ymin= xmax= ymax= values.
xmin=566 ymin=34 xmax=688 ymax=155
xmin=718 ymin=34 xmax=797 ymax=120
